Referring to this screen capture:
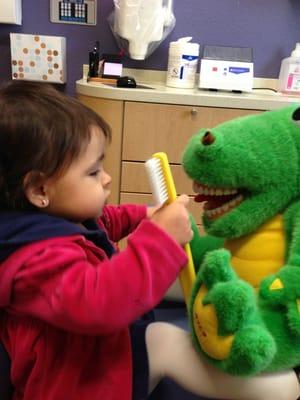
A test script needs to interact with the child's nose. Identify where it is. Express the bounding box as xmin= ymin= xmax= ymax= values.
xmin=102 ymin=170 xmax=112 ymax=186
